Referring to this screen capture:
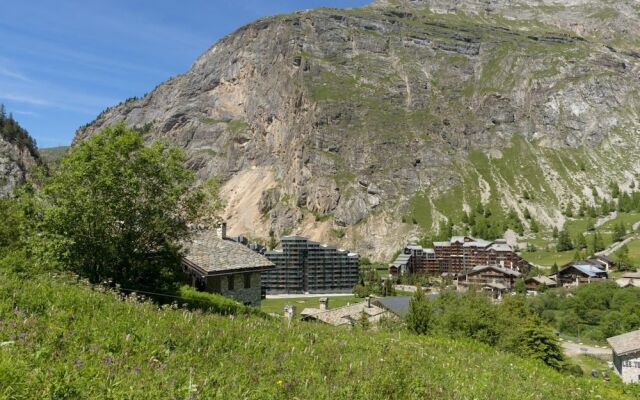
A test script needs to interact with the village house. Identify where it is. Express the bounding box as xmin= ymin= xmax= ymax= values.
xmin=524 ymin=276 xmax=557 ymax=293
xmin=608 ymin=329 xmax=640 ymax=384
xmin=390 ymin=236 xmax=532 ymax=277
xmin=300 ymin=297 xmax=395 ymax=327
xmin=555 ymin=262 xmax=608 ymax=286
xmin=456 ymin=264 xmax=522 ymax=299
xmin=616 ymin=271 xmax=640 ymax=288
xmin=587 ymin=254 xmax=615 ymax=272
xmin=182 ymin=225 xmax=274 ymax=306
